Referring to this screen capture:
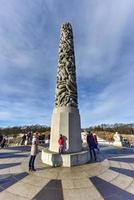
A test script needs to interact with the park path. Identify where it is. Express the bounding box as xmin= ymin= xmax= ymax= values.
xmin=0 ymin=142 xmax=134 ymax=200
